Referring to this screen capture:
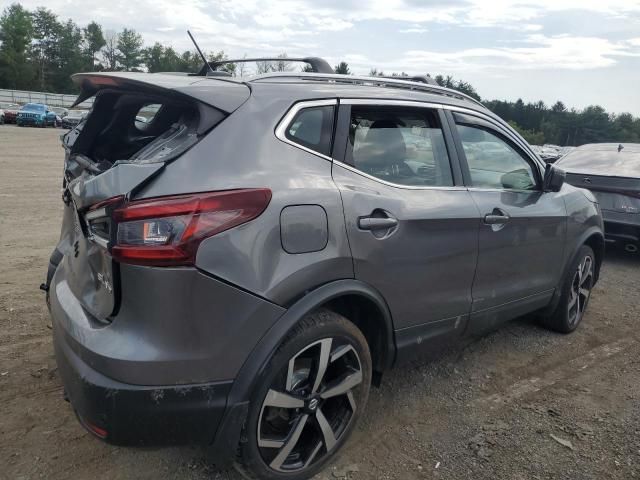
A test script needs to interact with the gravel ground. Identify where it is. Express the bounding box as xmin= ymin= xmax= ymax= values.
xmin=1 ymin=125 xmax=639 ymax=480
